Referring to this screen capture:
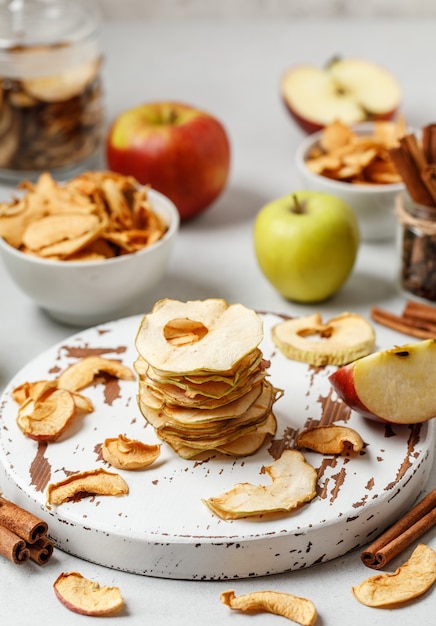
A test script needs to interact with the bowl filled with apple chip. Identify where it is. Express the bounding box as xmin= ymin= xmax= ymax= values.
xmin=0 ymin=170 xmax=179 ymax=326
xmin=295 ymin=120 xmax=406 ymax=241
